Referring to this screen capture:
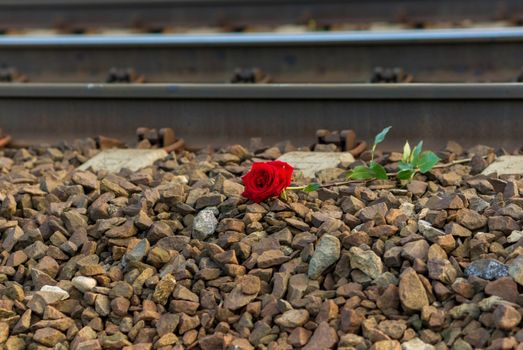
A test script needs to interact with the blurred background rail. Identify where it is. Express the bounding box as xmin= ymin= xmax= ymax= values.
xmin=2 ymin=0 xmax=523 ymax=33
xmin=0 ymin=0 xmax=521 ymax=149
